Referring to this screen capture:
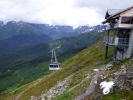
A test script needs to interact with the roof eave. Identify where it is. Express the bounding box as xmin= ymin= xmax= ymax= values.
xmin=102 ymin=20 xmax=107 ymax=24
xmin=102 ymin=14 xmax=120 ymax=24
xmin=102 ymin=6 xmax=133 ymax=24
